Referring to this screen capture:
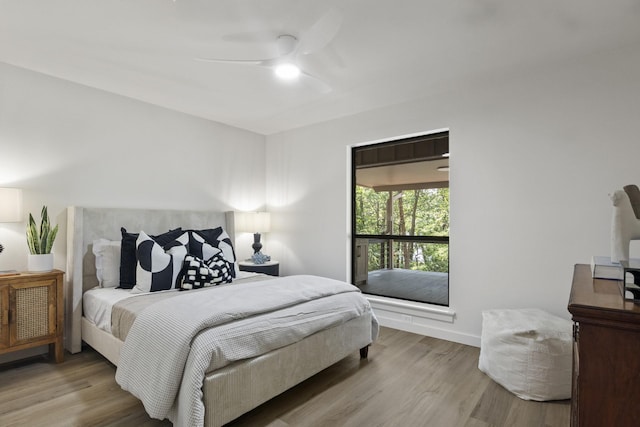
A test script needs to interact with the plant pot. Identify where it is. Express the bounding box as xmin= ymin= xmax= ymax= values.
xmin=28 ymin=253 xmax=54 ymax=273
